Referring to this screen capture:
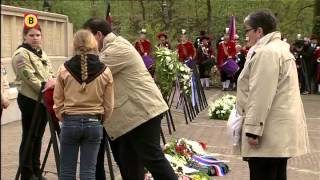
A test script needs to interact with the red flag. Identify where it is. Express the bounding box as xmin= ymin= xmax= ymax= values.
xmin=228 ymin=15 xmax=236 ymax=41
